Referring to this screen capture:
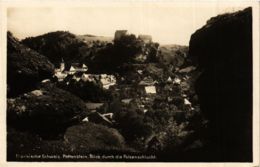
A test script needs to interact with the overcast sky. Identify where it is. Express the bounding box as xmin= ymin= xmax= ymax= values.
xmin=7 ymin=3 xmax=247 ymax=45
